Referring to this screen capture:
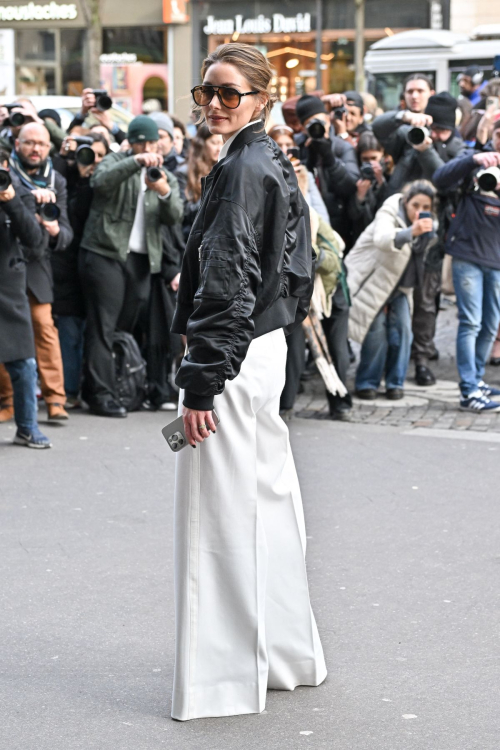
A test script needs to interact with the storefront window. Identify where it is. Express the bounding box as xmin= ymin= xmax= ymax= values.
xmin=103 ymin=28 xmax=166 ymax=64
xmin=17 ymin=30 xmax=56 ymax=62
xmin=61 ymin=29 xmax=84 ymax=96
xmin=17 ymin=65 xmax=56 ymax=96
